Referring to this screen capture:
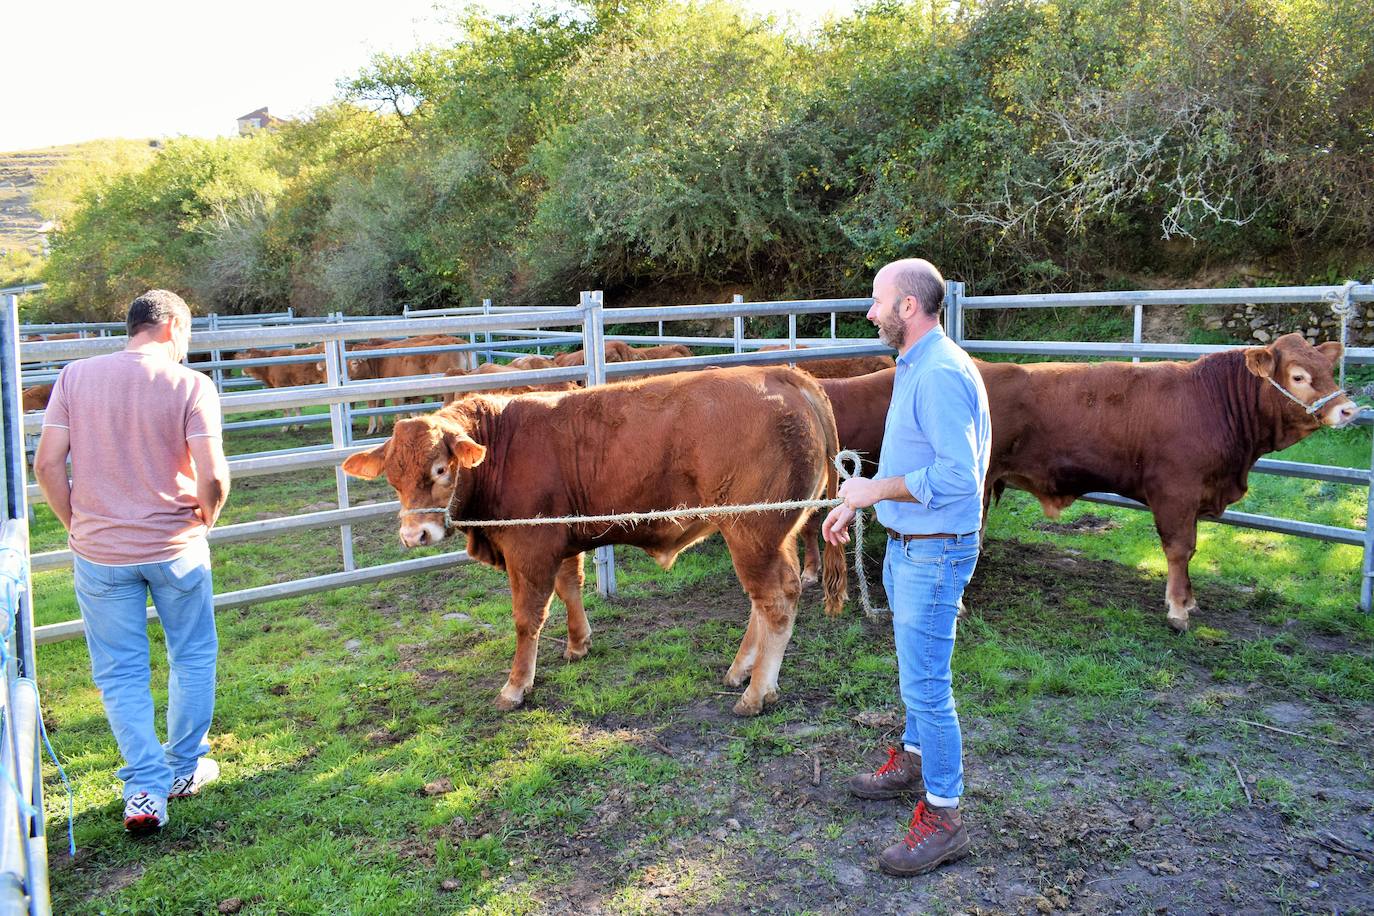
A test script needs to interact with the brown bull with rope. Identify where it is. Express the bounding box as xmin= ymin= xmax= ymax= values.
xmin=807 ymin=334 xmax=1360 ymax=630
xmin=341 ymin=365 xmax=848 ymax=715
